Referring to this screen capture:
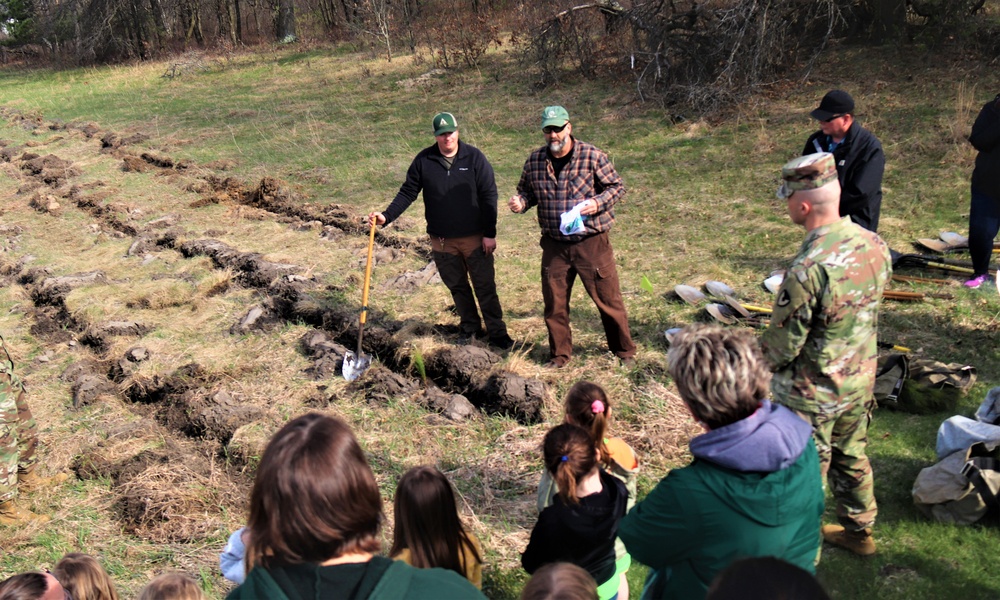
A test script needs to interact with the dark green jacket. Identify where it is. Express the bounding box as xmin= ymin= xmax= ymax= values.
xmin=226 ymin=556 xmax=485 ymax=600
xmin=618 ymin=439 xmax=823 ymax=600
